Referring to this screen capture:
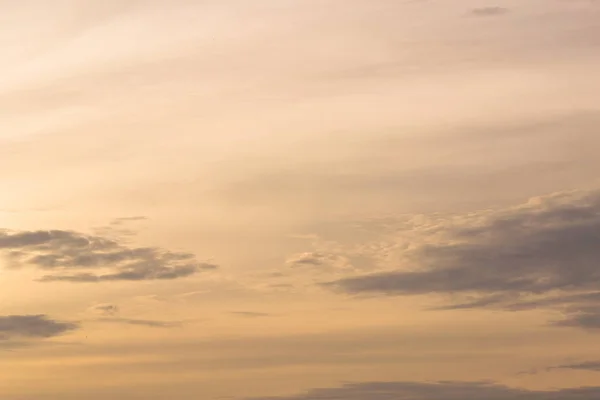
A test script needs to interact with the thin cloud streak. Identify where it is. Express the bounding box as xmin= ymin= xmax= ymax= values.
xmin=97 ymin=318 xmax=183 ymax=328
